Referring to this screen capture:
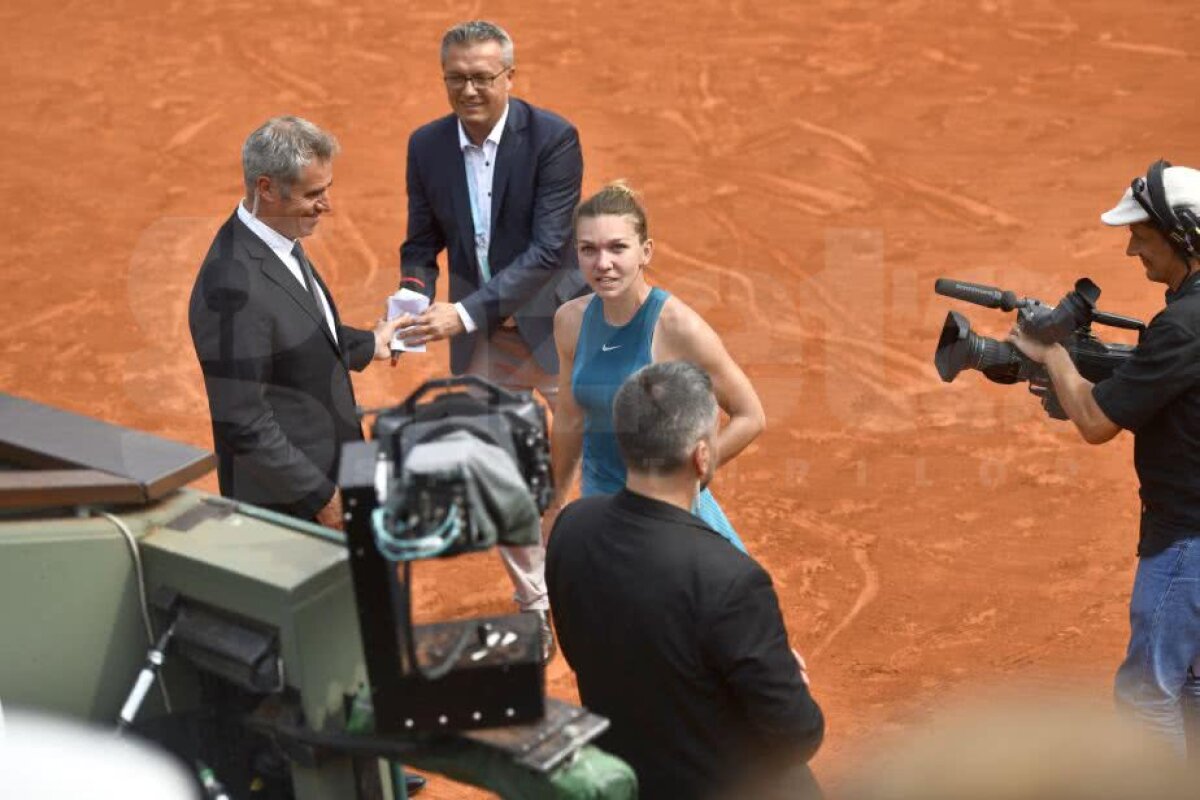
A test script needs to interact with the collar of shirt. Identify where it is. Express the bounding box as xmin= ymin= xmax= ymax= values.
xmin=235 ymin=202 xmax=339 ymax=341
xmin=237 ymin=200 xmax=298 ymax=262
xmin=457 ymin=103 xmax=510 ymax=152
xmin=611 ymin=489 xmax=721 ymax=537
xmin=1166 ymin=268 xmax=1200 ymax=304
